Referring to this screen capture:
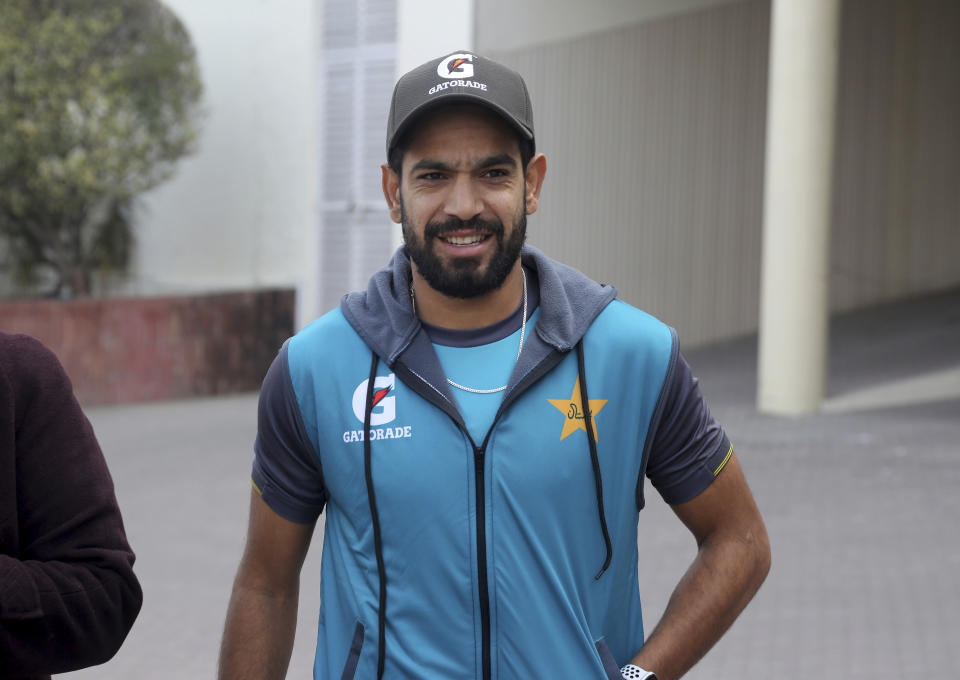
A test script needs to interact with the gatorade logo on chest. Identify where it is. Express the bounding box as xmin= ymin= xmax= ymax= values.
xmin=343 ymin=373 xmax=413 ymax=443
